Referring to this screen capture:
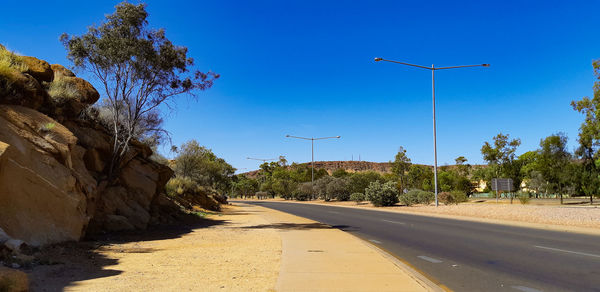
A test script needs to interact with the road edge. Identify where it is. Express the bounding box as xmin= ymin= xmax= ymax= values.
xmin=351 ymin=233 xmax=448 ymax=292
